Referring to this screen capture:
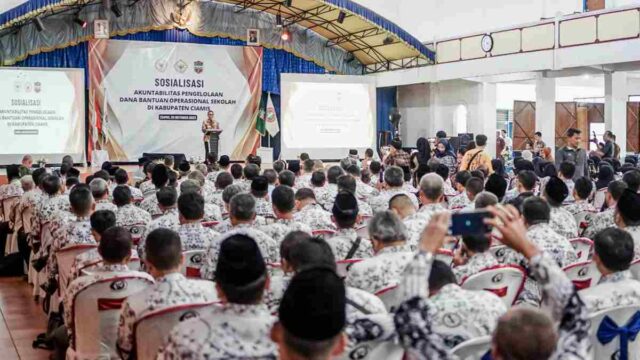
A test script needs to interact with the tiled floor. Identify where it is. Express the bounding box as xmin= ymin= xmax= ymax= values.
xmin=0 ymin=277 xmax=50 ymax=359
